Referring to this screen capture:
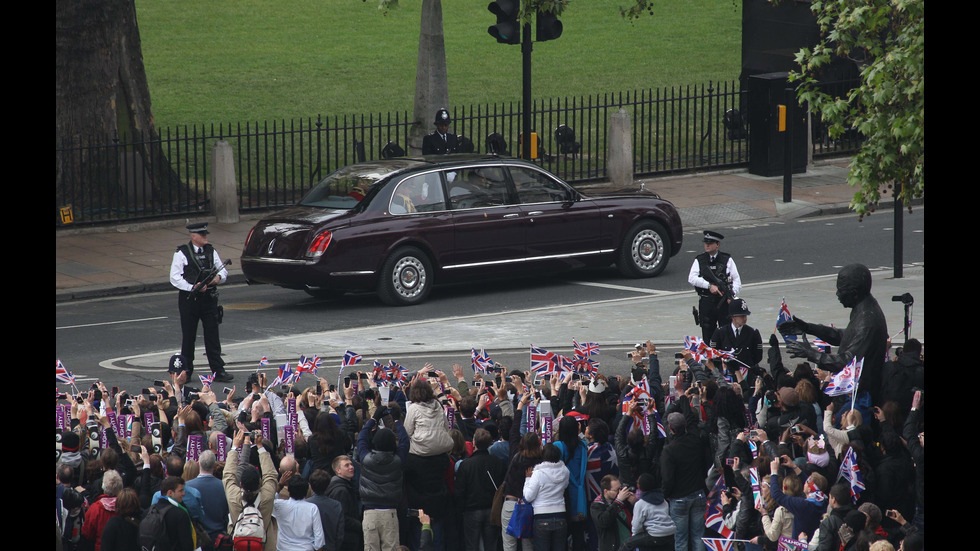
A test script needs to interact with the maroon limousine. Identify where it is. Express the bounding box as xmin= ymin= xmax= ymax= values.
xmin=241 ymin=154 xmax=683 ymax=305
